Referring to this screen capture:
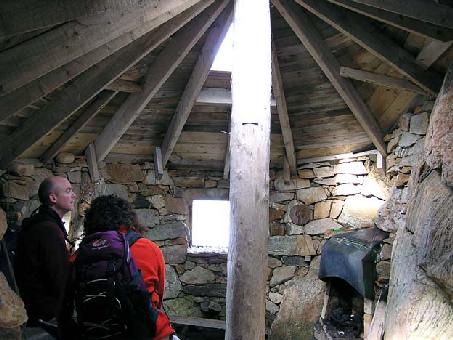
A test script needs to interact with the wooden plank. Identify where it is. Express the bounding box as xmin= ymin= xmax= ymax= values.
xmin=283 ymin=156 xmax=291 ymax=182
xmin=106 ymin=79 xmax=142 ymax=93
xmin=328 ymin=0 xmax=453 ymax=42
xmin=94 ymin=0 xmax=230 ymax=162
xmin=0 ymin=2 xmax=212 ymax=168
xmin=226 ymin=0 xmax=270 ymax=338
xmin=0 ymin=0 xmax=153 ymax=38
xmin=416 ymin=40 xmax=452 ymax=69
xmin=154 ymin=147 xmax=164 ymax=179
xmin=0 ymin=0 xmax=205 ymax=122
xmin=85 ymin=143 xmax=100 ymax=182
xmin=296 ymin=0 xmax=442 ymax=95
xmin=340 ymin=67 xmax=426 ymax=94
xmin=171 ymin=316 xmax=226 ymax=329
xmin=350 ymin=0 xmax=453 ymax=30
xmin=272 ymin=42 xmax=297 ymax=175
xmin=273 ymin=0 xmax=386 ymax=155
xmin=0 ymin=0 xmax=201 ymax=95
xmin=160 ymin=5 xmax=234 ymax=166
xmin=41 ymin=91 xmax=117 ymax=163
